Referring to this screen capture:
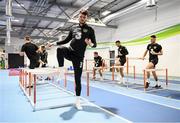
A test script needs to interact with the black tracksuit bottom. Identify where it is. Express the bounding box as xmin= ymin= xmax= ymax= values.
xmin=57 ymin=46 xmax=83 ymax=96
